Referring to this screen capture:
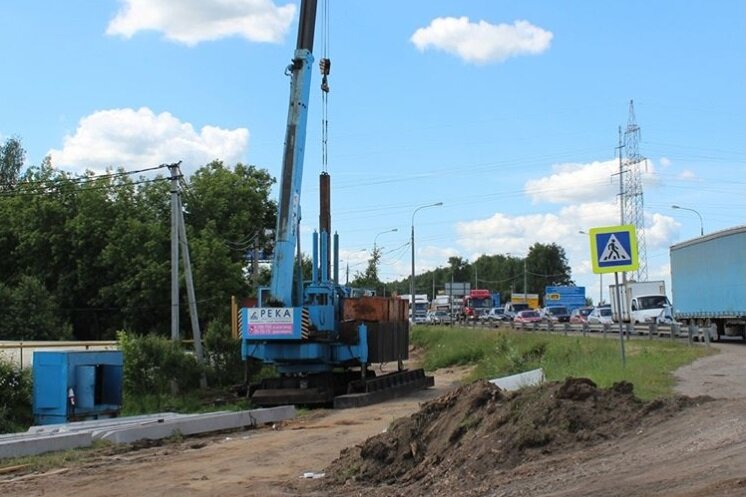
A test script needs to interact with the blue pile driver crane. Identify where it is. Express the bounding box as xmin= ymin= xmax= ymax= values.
xmin=239 ymin=0 xmax=432 ymax=408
